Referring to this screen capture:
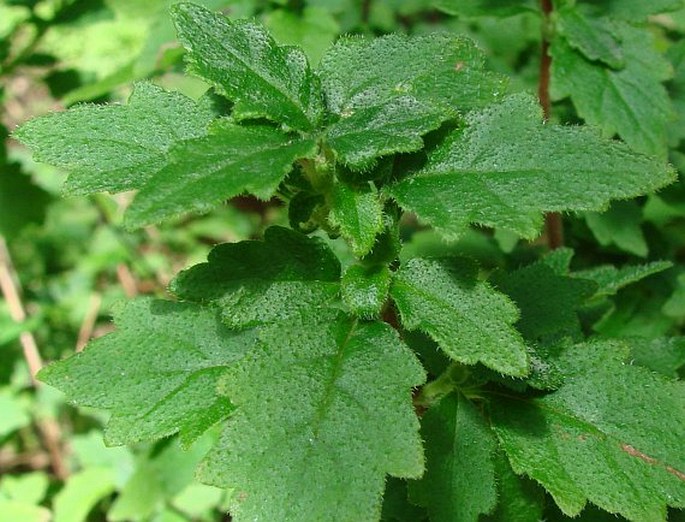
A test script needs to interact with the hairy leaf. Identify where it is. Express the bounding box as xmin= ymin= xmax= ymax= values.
xmin=171 ymin=226 xmax=341 ymax=328
xmin=585 ymin=201 xmax=648 ymax=257
xmin=38 ymin=299 xmax=256 ymax=447
xmin=329 ymin=181 xmax=384 ymax=257
xmin=125 ymin=121 xmax=316 ymax=227
xmin=172 ymin=2 xmax=323 ymax=131
xmin=409 ymin=393 xmax=497 ymax=522
xmin=492 ymin=342 xmax=685 ymax=520
xmin=14 ymin=82 xmax=214 ymax=195
xmin=341 ymin=264 xmax=391 ymax=319
xmin=572 ymin=261 xmax=672 ymax=298
xmin=625 ymin=337 xmax=685 ymax=379
xmin=551 ymin=23 xmax=673 ymax=158
xmin=556 ymin=6 xmax=623 ymax=68
xmin=390 ymin=95 xmax=675 ymax=239
xmin=319 ymin=32 xmax=505 ymax=168
xmin=198 ymin=312 xmax=425 ymax=521
xmin=391 ymin=257 xmax=529 ymax=376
